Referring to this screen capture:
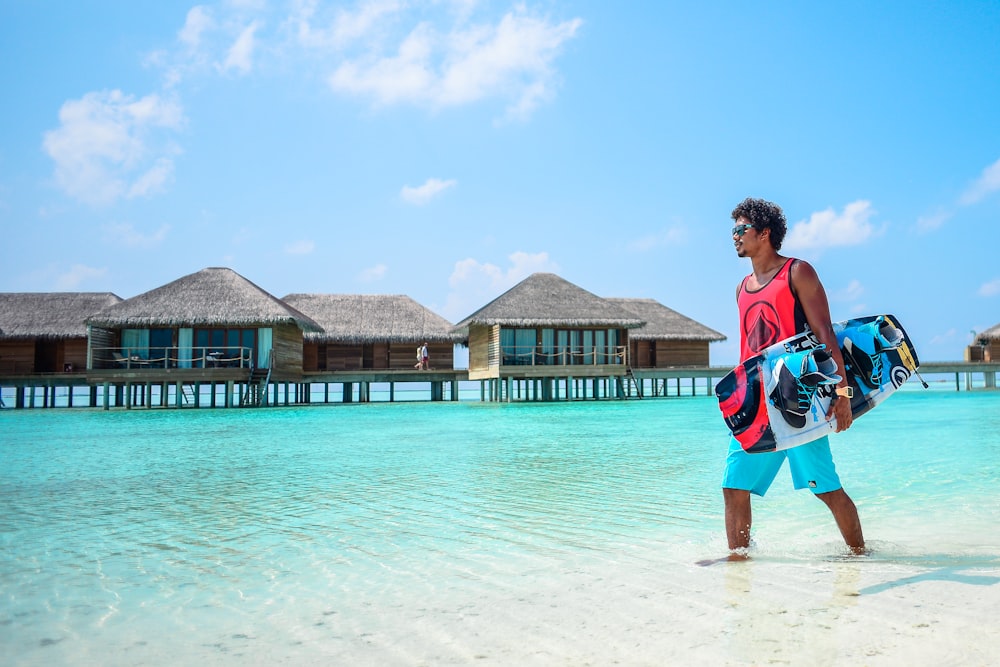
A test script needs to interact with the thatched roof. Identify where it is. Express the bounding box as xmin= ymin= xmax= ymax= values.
xmin=977 ymin=323 xmax=1000 ymax=342
xmin=606 ymin=298 xmax=726 ymax=342
xmin=86 ymin=267 xmax=322 ymax=332
xmin=282 ymin=294 xmax=462 ymax=344
xmin=0 ymin=292 xmax=122 ymax=339
xmin=451 ymin=273 xmax=645 ymax=334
